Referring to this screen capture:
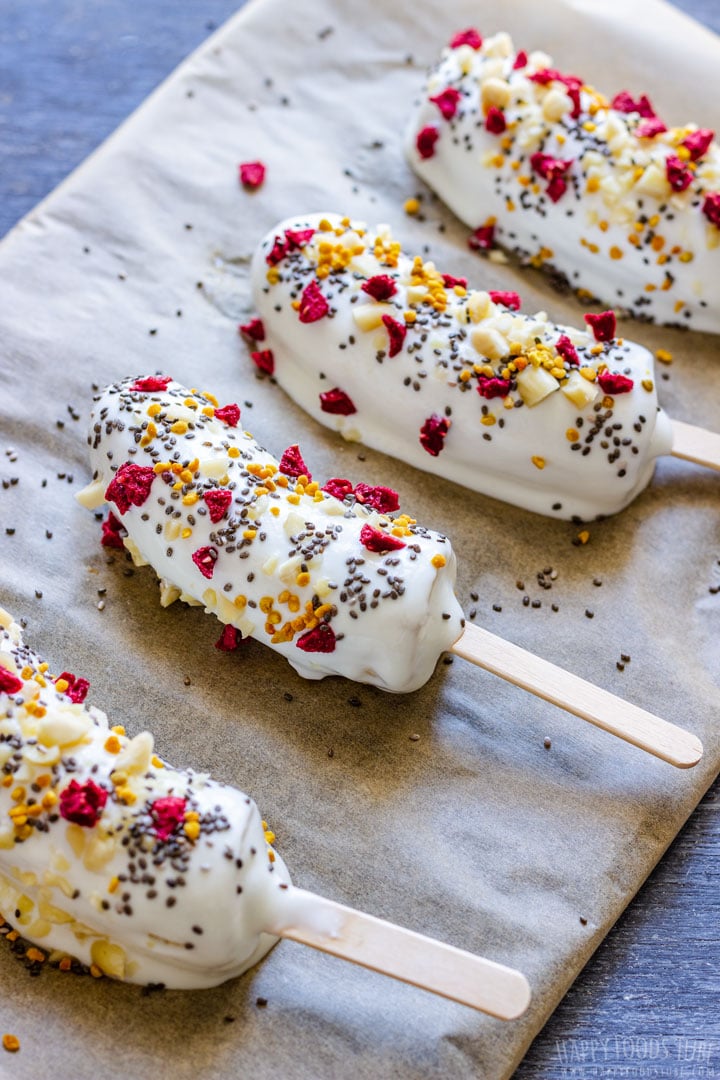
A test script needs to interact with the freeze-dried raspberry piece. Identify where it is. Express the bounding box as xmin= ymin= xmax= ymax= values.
xmin=597 ymin=371 xmax=634 ymax=395
xmin=203 ymin=489 xmax=233 ymax=523
xmin=214 ymin=403 xmax=241 ymax=426
xmin=192 ymin=546 xmax=218 ymax=579
xmin=296 ymin=623 xmax=336 ymax=653
xmin=322 ymin=477 xmax=354 ymax=500
xmin=468 ymin=223 xmax=495 ymax=250
xmin=359 ymin=524 xmax=406 ymax=553
xmin=635 ymin=117 xmax=667 ymax=138
xmin=214 ymin=625 xmax=242 ymax=652
xmin=442 ymin=273 xmax=467 ymax=289
xmin=129 ymin=376 xmax=172 ymax=392
xmin=429 ymin=87 xmax=462 ymax=121
xmin=449 ymin=28 xmax=482 ymax=49
xmin=266 ymin=236 xmax=288 ymax=265
xmin=381 ymin=314 xmax=407 ymax=358
xmin=555 ymin=335 xmax=579 ymax=366
xmin=419 ymin=414 xmax=450 ymax=456
xmin=476 ymin=376 xmax=511 ymax=400
xmin=513 ymin=50 xmax=528 ymax=69
xmin=239 ymin=317 xmax=265 ymax=342
xmin=353 ymin=484 xmax=400 ymax=513
xmin=251 ymin=349 xmax=275 ymax=375
xmin=56 ymin=672 xmax=89 ymax=704
xmin=489 ymin=290 xmax=521 ymax=310
xmin=529 ymin=69 xmax=582 ymax=118
xmin=485 ymin=106 xmax=506 ymax=134
xmin=0 ymin=666 xmax=22 ymax=695
xmin=416 ymin=126 xmax=440 ymax=159
xmin=530 ymin=152 xmax=574 ymax=201
xmin=584 ymin=310 xmax=617 ymax=342
xmin=546 ymin=175 xmax=570 ymax=202
xmin=279 ymin=444 xmax=312 ymax=480
xmin=239 ymin=161 xmax=265 ymax=189
xmin=299 ymin=280 xmax=329 ymax=323
xmin=665 ymin=155 xmax=693 ymax=192
xmin=105 ymin=462 xmax=155 ymax=515
xmin=611 ymin=91 xmax=657 ymax=118
xmin=702 ymin=192 xmax=720 ymax=227
xmin=150 ymin=796 xmax=187 ymax=840
xmin=319 ymin=388 xmax=356 ymax=415
xmin=682 ymin=129 xmax=714 ymax=161
xmin=362 ymin=275 xmax=397 ymax=301
xmin=285 ymin=227 xmax=316 ymax=249
xmin=59 ymin=780 xmax=107 ymax=828
xmin=101 ymin=511 xmax=126 ymax=549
